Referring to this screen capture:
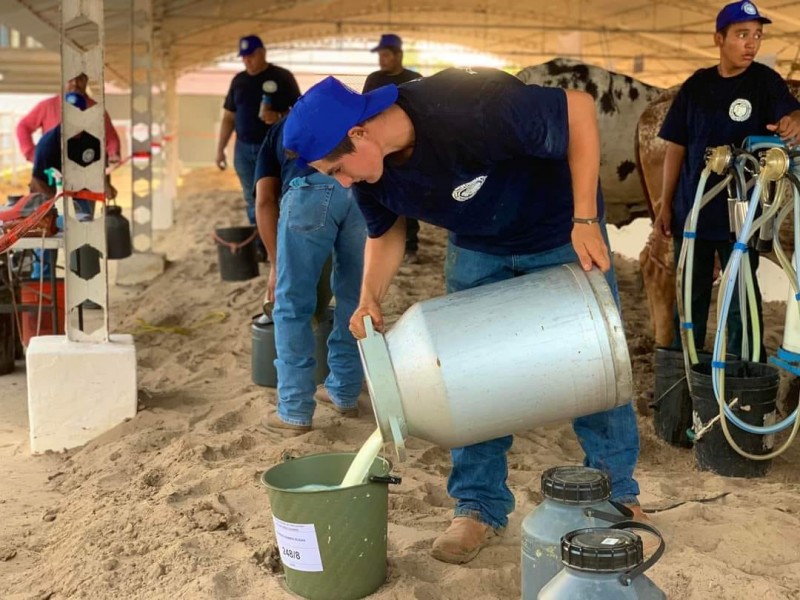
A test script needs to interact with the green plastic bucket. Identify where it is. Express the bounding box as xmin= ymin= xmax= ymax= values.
xmin=261 ymin=452 xmax=392 ymax=600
